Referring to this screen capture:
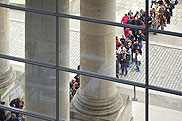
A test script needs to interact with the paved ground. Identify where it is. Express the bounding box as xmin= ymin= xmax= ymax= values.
xmin=133 ymin=101 xmax=182 ymax=121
